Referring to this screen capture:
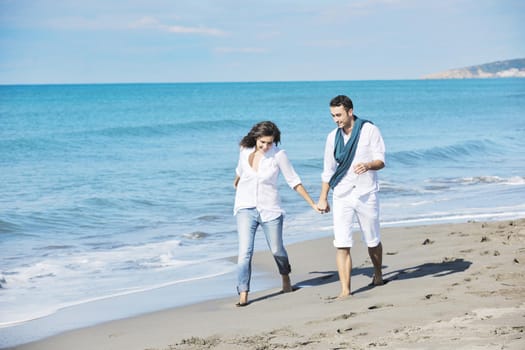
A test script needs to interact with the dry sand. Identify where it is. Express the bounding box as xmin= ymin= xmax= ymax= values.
xmin=8 ymin=218 xmax=525 ymax=350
